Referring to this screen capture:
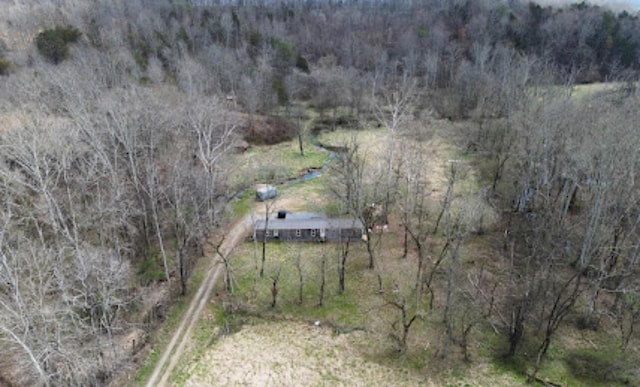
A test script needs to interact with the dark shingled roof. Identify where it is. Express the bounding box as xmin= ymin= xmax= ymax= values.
xmin=254 ymin=217 xmax=363 ymax=231
xmin=278 ymin=212 xmax=327 ymax=221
